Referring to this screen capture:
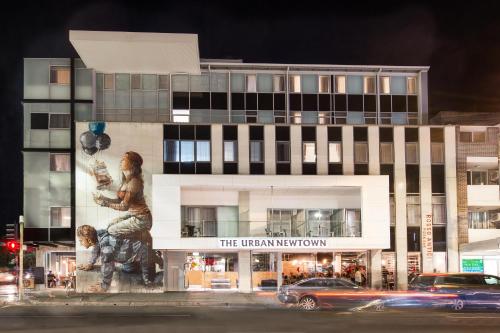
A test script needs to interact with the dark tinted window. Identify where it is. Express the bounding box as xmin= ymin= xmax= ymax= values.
xmin=379 ymin=128 xmax=394 ymax=142
xmin=318 ymin=94 xmax=331 ymax=111
xmin=31 ymin=113 xmax=49 ymax=129
xmin=334 ymin=94 xmax=346 ymax=111
xmin=405 ymin=128 xmax=419 ymax=142
xmin=412 ymin=276 xmax=436 ymax=286
xmin=407 ymin=227 xmax=421 ymax=252
xmin=246 ymin=93 xmax=257 ymax=110
xmin=353 ymin=127 xmax=368 ymax=141
xmin=437 ymin=275 xmax=484 ymax=285
xmin=328 ymin=127 xmax=342 ymax=141
xmin=172 ymin=92 xmax=189 ymax=109
xmin=211 ymin=93 xmax=227 ymax=110
xmin=231 ymin=93 xmax=245 ymax=110
xmin=190 ymin=92 xmax=210 ymax=109
xmin=364 ymin=95 xmax=376 ymax=112
xmin=431 ymin=165 xmax=445 ymax=194
xmin=380 ymin=95 xmax=391 ymax=112
xmin=348 ymin=95 xmax=363 ymax=111
xmin=302 ymin=94 xmax=318 ymax=111
xmin=274 ymin=94 xmax=286 ymax=110
xmin=406 ymin=165 xmax=420 ymax=193
xmin=289 ymin=94 xmax=302 ymax=111
xmin=258 ymin=93 xmax=273 ymax=110
xmin=298 ymin=279 xmax=321 ymax=287
xmin=392 ymin=95 xmax=407 ymax=112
